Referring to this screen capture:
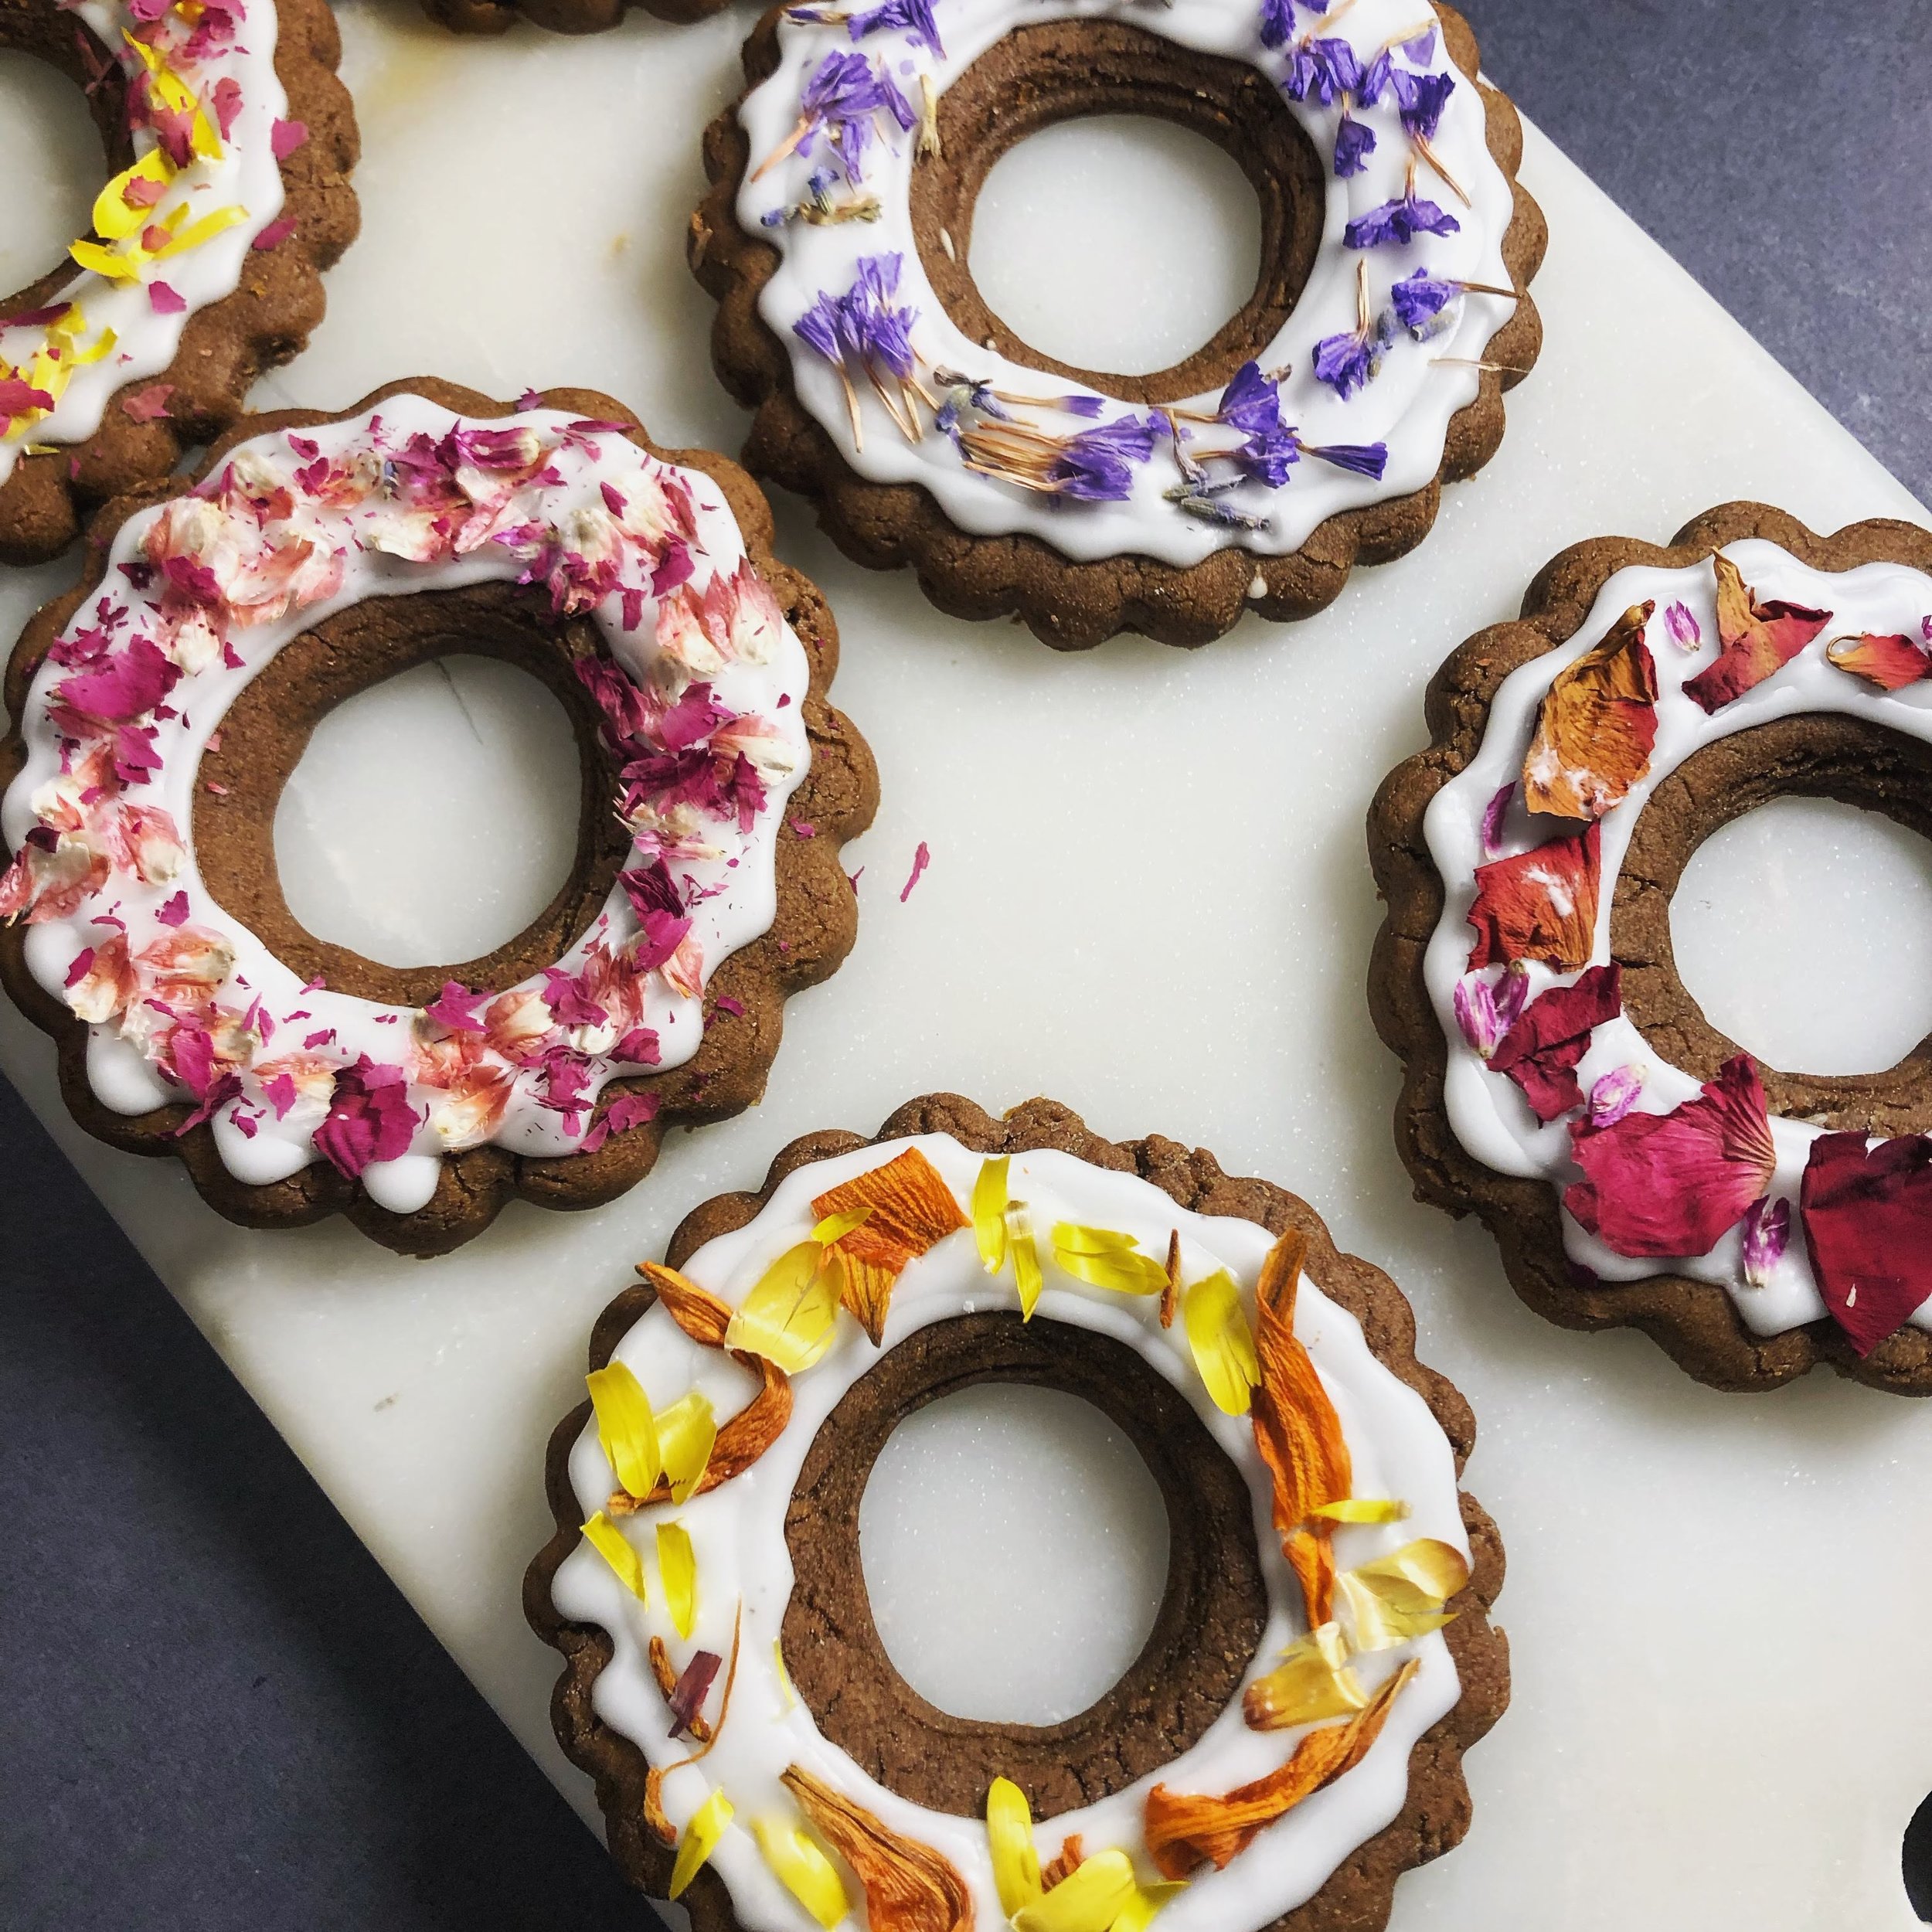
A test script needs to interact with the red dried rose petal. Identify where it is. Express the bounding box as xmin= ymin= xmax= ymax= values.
xmin=1825 ymin=632 xmax=1932 ymax=692
xmin=1465 ymin=822 xmax=1600 ymax=971
xmin=1682 ymin=555 xmax=1830 ymax=713
xmin=1566 ymin=1053 xmax=1776 ymax=1258
xmin=1488 ymin=964 xmax=1623 ymax=1122
xmin=1799 ymin=1134 xmax=1932 ymax=1355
